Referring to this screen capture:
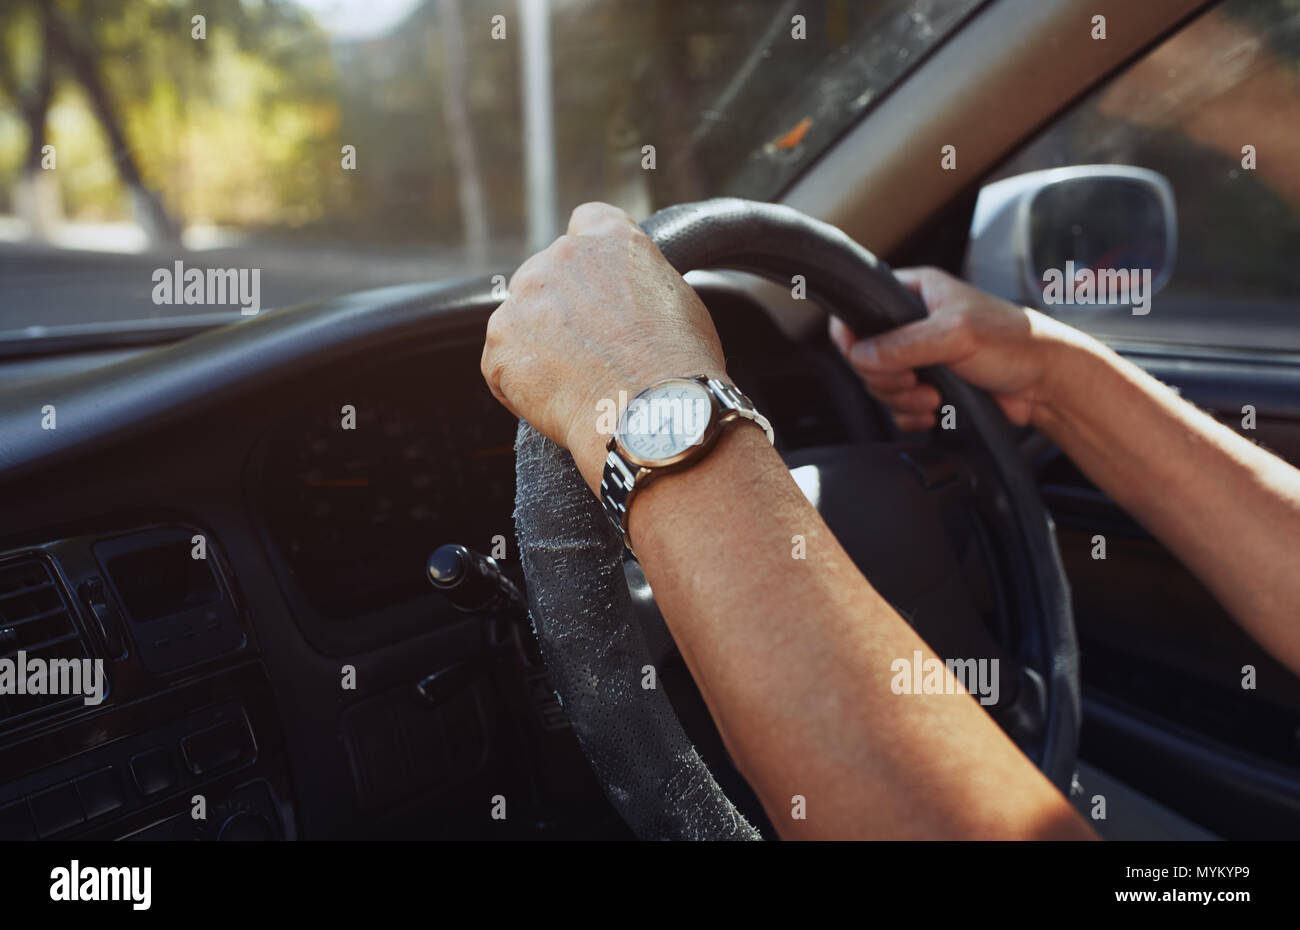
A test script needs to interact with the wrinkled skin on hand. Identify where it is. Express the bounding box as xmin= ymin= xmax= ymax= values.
xmin=830 ymin=266 xmax=1078 ymax=431
xmin=481 ymin=202 xmax=728 ymax=490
